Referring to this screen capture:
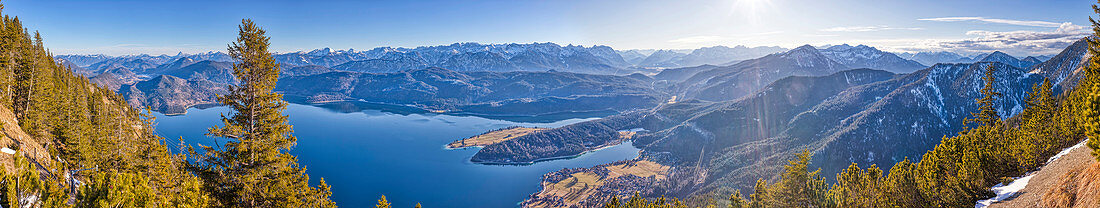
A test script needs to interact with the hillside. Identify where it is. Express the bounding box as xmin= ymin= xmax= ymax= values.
xmin=484 ymin=38 xmax=1087 ymax=202
xmin=276 ymin=67 xmax=667 ymax=116
xmin=983 ymin=140 xmax=1094 ymax=207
